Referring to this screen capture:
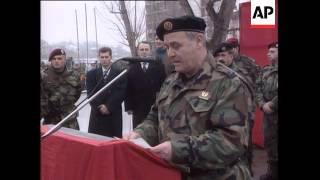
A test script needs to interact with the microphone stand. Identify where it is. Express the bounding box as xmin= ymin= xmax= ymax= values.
xmin=41 ymin=57 xmax=154 ymax=139
xmin=74 ymin=63 xmax=113 ymax=107
xmin=41 ymin=68 xmax=128 ymax=140
xmin=73 ymin=57 xmax=150 ymax=107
